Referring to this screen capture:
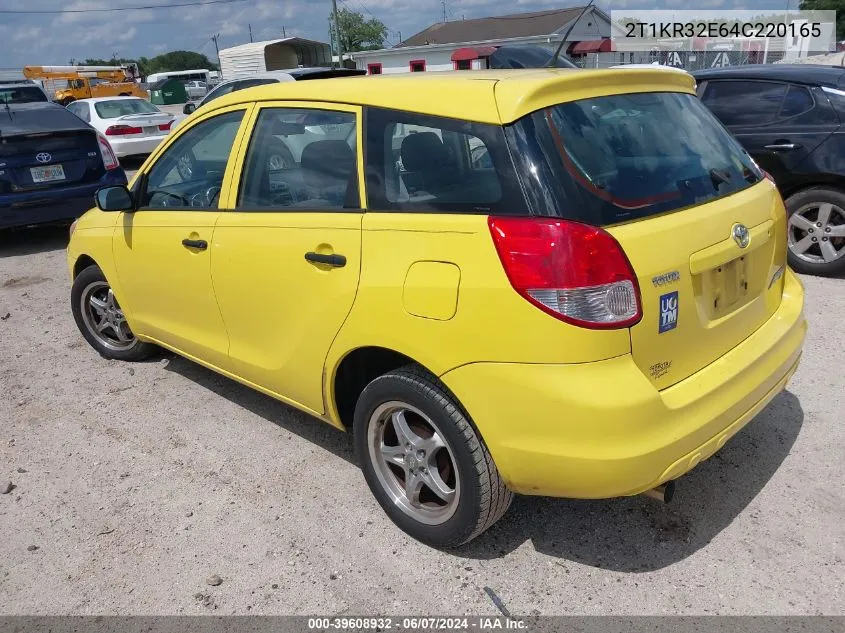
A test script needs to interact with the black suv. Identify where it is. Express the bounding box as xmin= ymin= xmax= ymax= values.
xmin=694 ymin=64 xmax=845 ymax=276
